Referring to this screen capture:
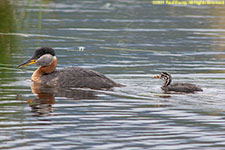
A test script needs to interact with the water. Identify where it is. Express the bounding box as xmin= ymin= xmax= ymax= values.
xmin=1 ymin=0 xmax=225 ymax=149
